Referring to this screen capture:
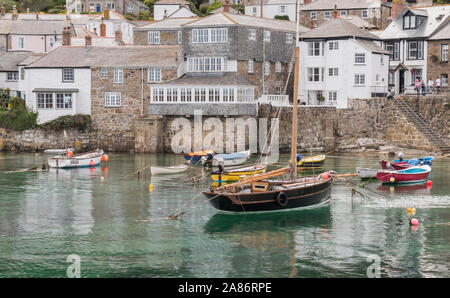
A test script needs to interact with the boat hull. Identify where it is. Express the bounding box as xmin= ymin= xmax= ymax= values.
xmin=151 ymin=164 xmax=188 ymax=175
xmin=376 ymin=165 xmax=431 ymax=184
xmin=211 ymin=166 xmax=266 ymax=182
xmin=203 ymin=178 xmax=332 ymax=213
xmin=380 ymin=160 xmax=411 ymax=170
xmin=48 ymin=150 xmax=103 ymax=168
xmin=297 ymin=155 xmax=326 ymax=169
xmin=356 ymin=167 xmax=378 ymax=179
